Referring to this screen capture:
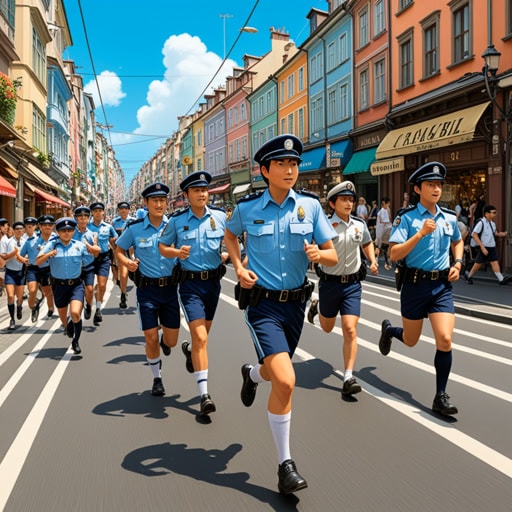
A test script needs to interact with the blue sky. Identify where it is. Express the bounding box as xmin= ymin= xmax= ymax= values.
xmin=64 ymin=0 xmax=328 ymax=185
